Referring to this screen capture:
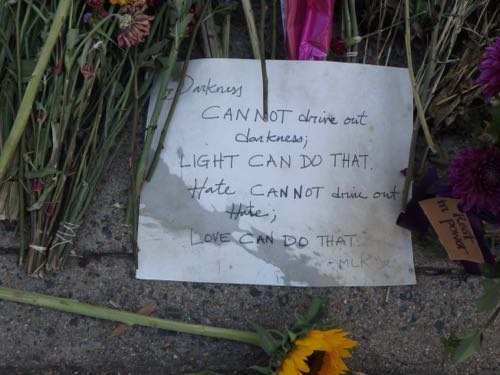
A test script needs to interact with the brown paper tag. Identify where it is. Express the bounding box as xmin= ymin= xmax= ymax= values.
xmin=419 ymin=198 xmax=484 ymax=263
